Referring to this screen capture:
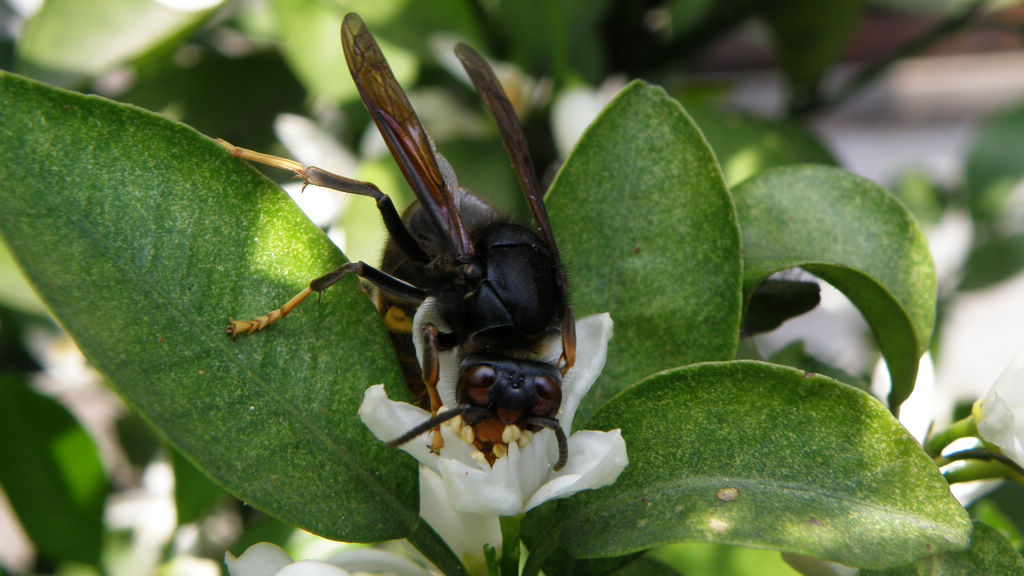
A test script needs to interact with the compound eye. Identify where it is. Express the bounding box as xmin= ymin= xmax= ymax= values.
xmin=459 ymin=364 xmax=496 ymax=407
xmin=531 ymin=375 xmax=562 ymax=417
